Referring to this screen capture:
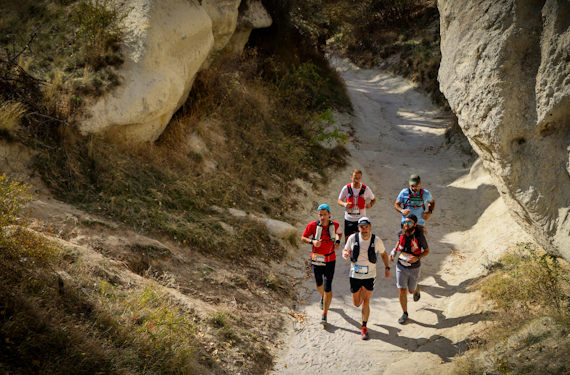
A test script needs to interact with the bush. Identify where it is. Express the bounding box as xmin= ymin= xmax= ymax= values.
xmin=0 ymin=174 xmax=59 ymax=264
xmin=455 ymin=243 xmax=570 ymax=375
xmin=480 ymin=243 xmax=569 ymax=320
xmin=72 ymin=0 xmax=126 ymax=70
xmin=0 ymin=174 xmax=31 ymax=229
